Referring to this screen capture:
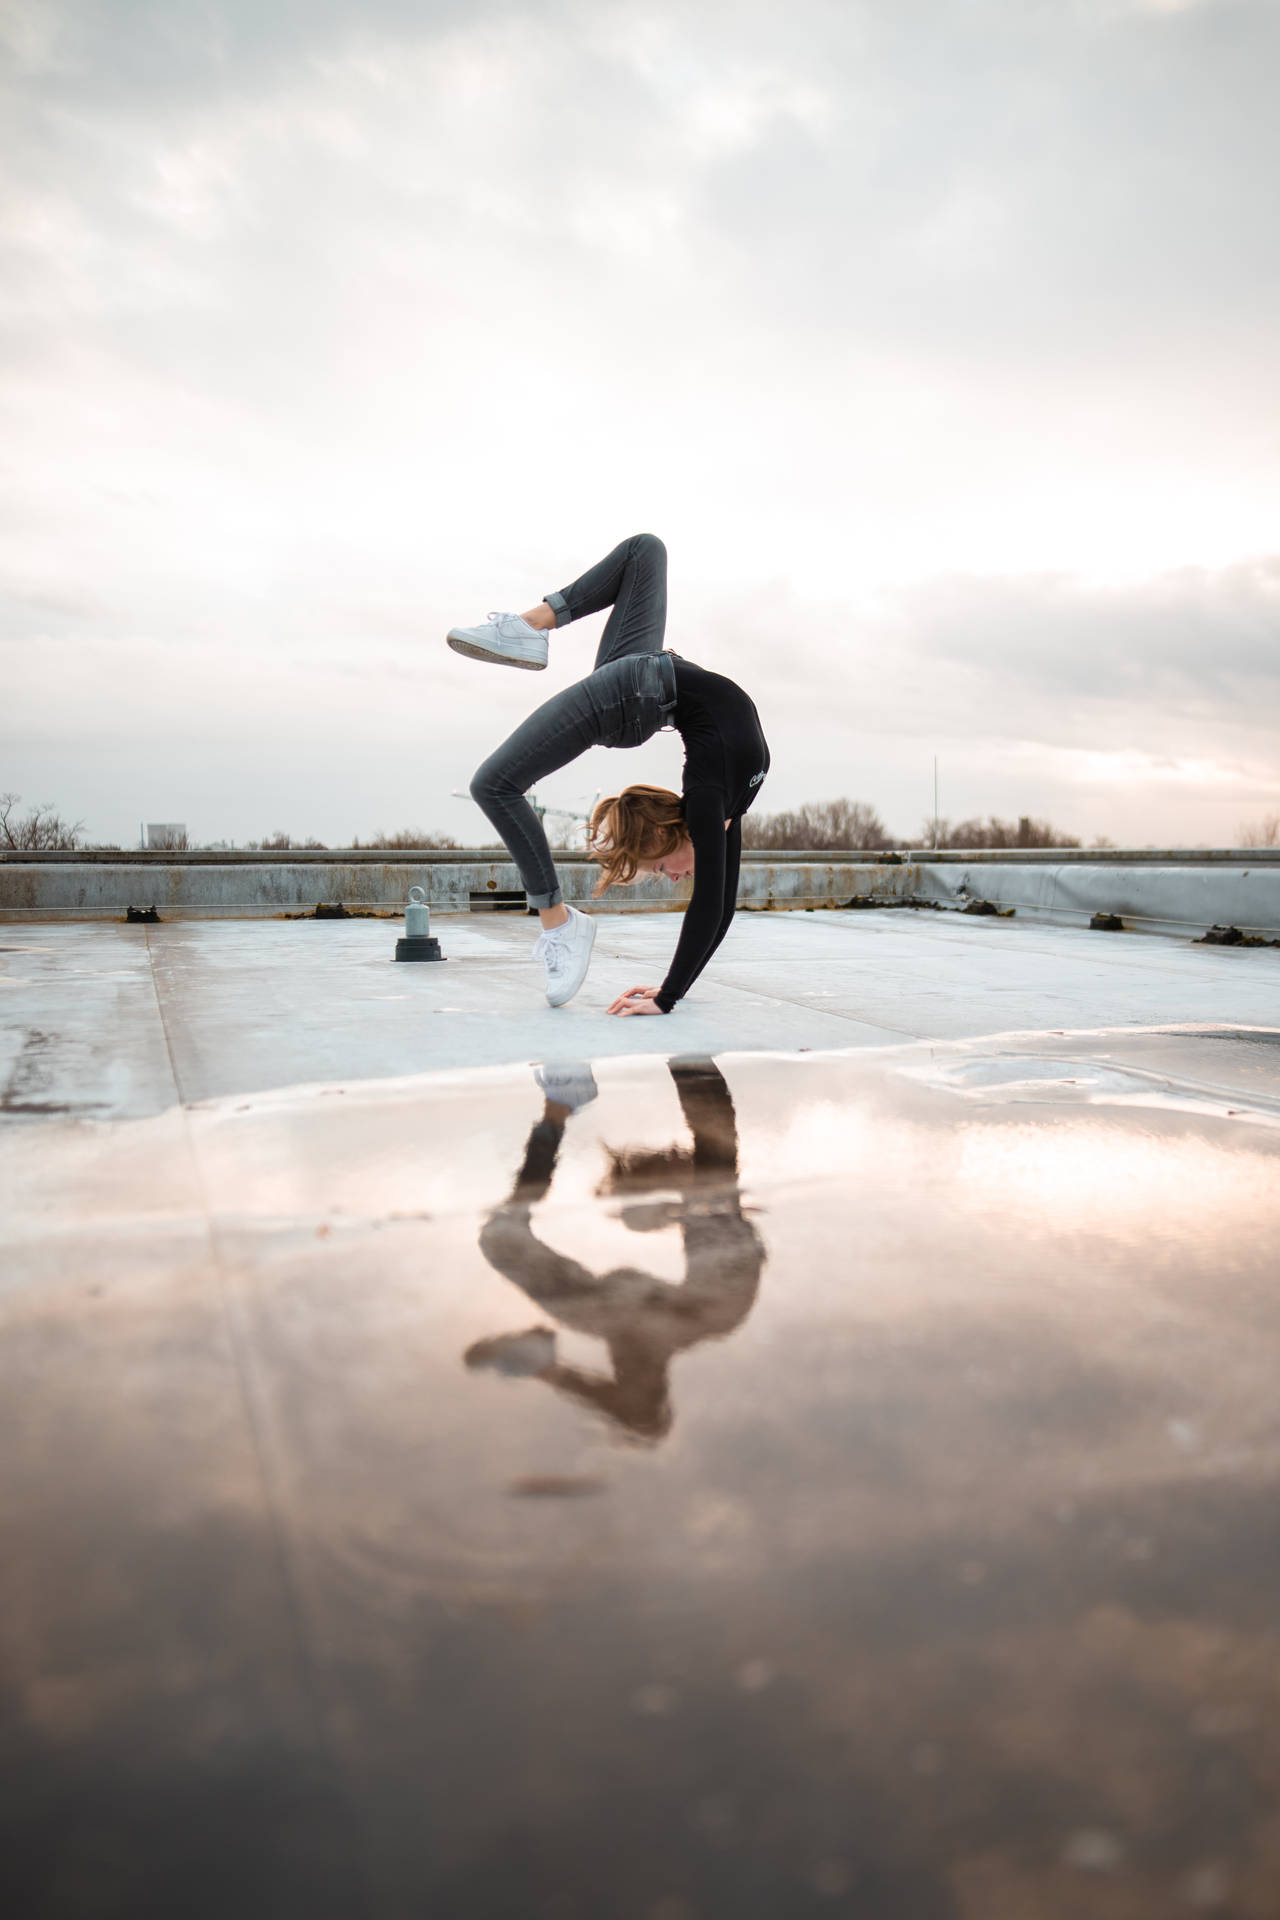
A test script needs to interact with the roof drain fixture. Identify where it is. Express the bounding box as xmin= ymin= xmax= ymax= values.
xmin=395 ymin=885 xmax=444 ymax=962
